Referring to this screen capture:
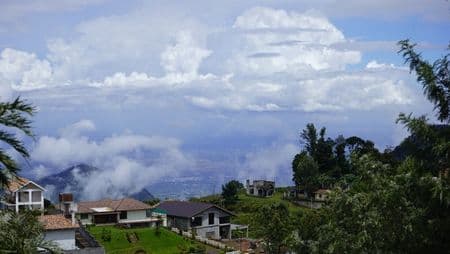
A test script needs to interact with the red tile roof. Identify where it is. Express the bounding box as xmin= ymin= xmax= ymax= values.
xmin=39 ymin=214 xmax=79 ymax=231
xmin=6 ymin=177 xmax=30 ymax=192
xmin=77 ymin=198 xmax=151 ymax=214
